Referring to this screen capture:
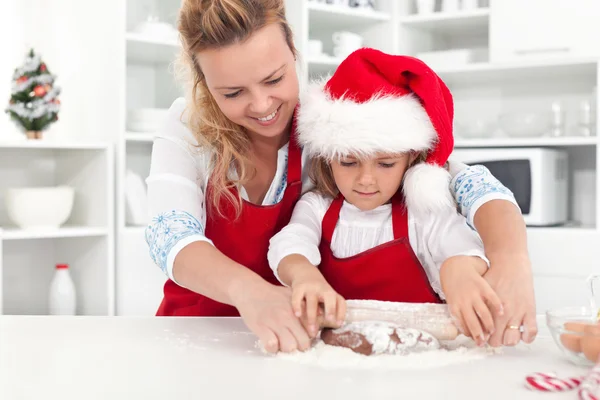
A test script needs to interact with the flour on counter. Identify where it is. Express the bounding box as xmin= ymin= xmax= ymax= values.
xmin=272 ymin=336 xmax=500 ymax=370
